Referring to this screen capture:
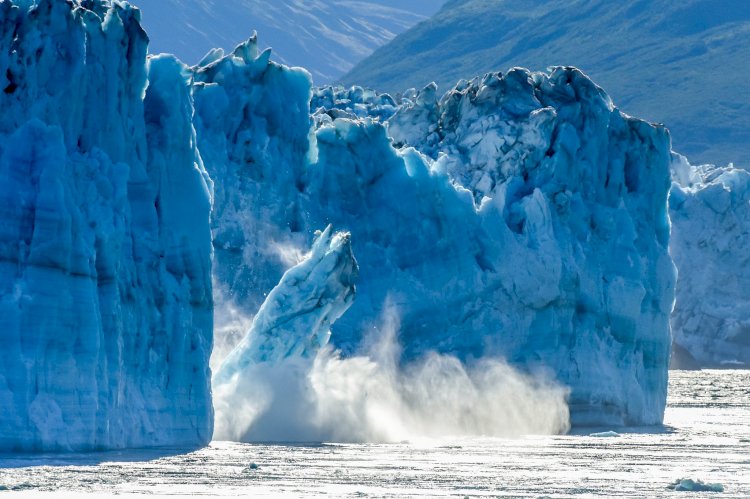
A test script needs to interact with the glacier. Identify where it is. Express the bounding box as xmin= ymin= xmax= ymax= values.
xmin=196 ymin=37 xmax=675 ymax=427
xmin=0 ymin=0 xmax=213 ymax=451
xmin=670 ymin=155 xmax=750 ymax=368
xmin=0 ymin=0 xmax=681 ymax=451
